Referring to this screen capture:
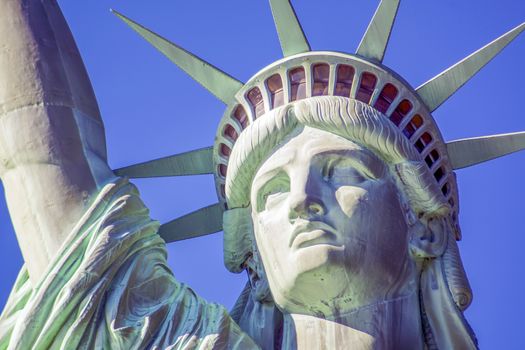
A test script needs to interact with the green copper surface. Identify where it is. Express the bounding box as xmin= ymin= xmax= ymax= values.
xmin=114 ymin=147 xmax=213 ymax=178
xmin=447 ymin=132 xmax=525 ymax=170
xmin=112 ymin=10 xmax=243 ymax=104
xmin=269 ymin=0 xmax=310 ymax=57
xmin=159 ymin=203 xmax=224 ymax=242
xmin=356 ymin=0 xmax=400 ymax=63
xmin=417 ymin=22 xmax=525 ymax=112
